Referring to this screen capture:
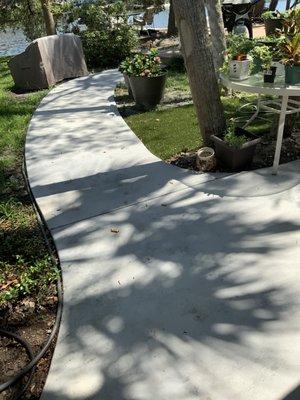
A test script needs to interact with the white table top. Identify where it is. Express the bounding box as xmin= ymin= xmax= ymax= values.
xmin=220 ymin=74 xmax=300 ymax=96
xmin=222 ymin=0 xmax=253 ymax=4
